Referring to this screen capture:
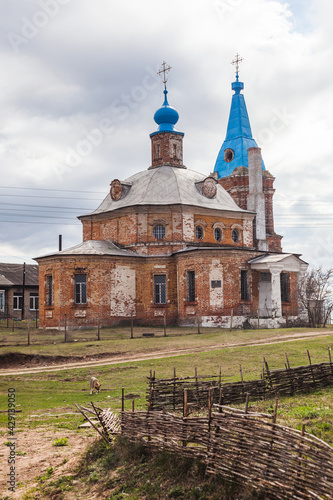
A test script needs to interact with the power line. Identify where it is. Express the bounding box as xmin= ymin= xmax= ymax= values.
xmin=0 ymin=185 xmax=105 ymax=194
